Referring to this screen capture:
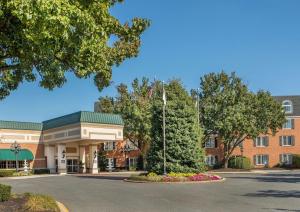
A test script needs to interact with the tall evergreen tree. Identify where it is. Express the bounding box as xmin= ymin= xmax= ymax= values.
xmin=147 ymin=80 xmax=205 ymax=174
